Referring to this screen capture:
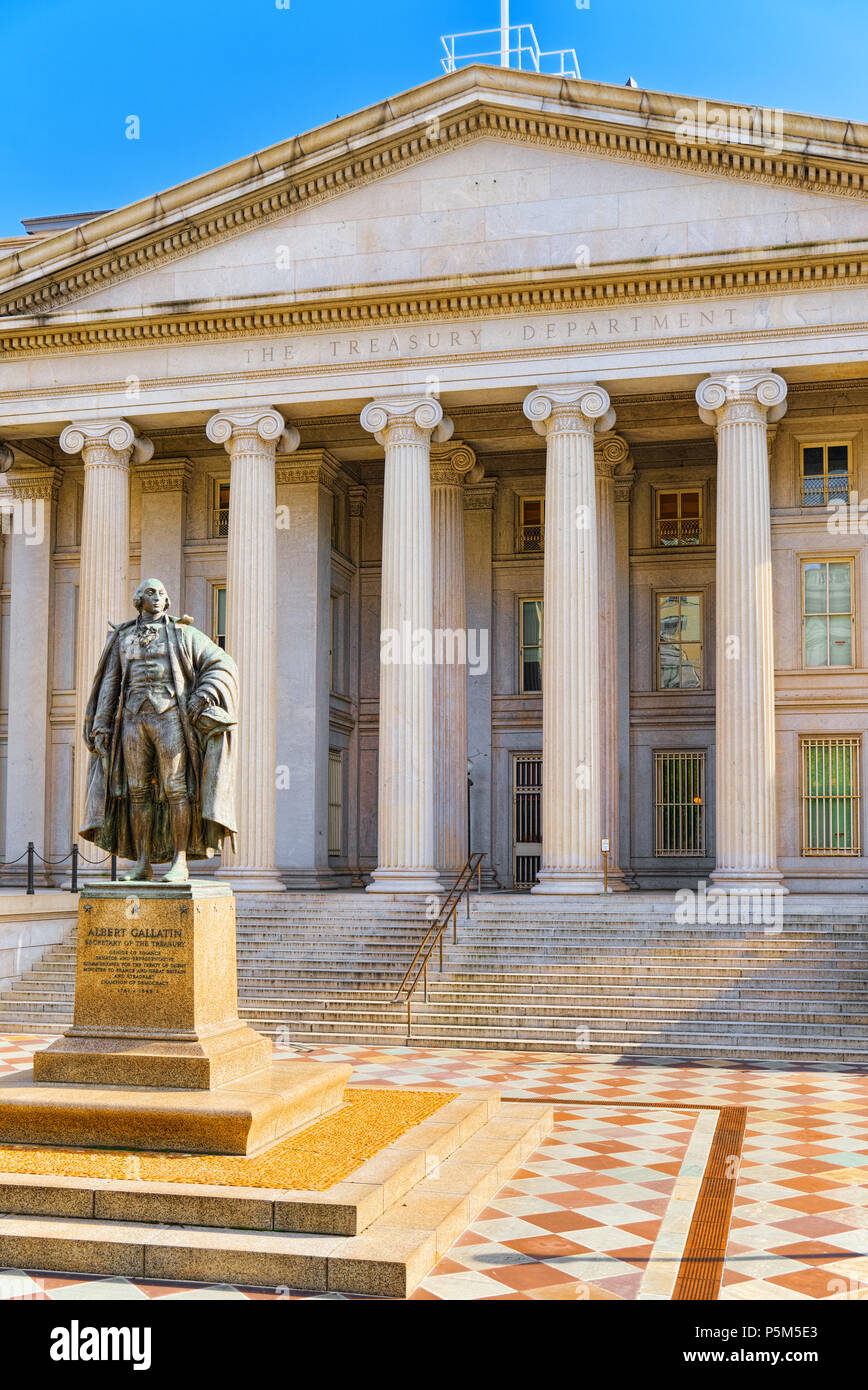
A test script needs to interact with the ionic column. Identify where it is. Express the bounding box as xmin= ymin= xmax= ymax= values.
xmin=431 ymin=441 xmax=481 ymax=878
xmin=60 ymin=419 xmax=153 ymax=862
xmin=206 ymin=406 xmax=300 ymax=892
xmin=361 ymin=396 xmax=452 ymax=894
xmin=696 ymin=371 xmax=788 ymax=893
xmin=595 ymin=435 xmax=632 ymax=891
xmin=1 ymin=459 xmax=62 ymax=882
xmin=523 ymin=385 xmax=615 ymax=894
xmin=274 ymin=450 xmax=339 ymax=888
